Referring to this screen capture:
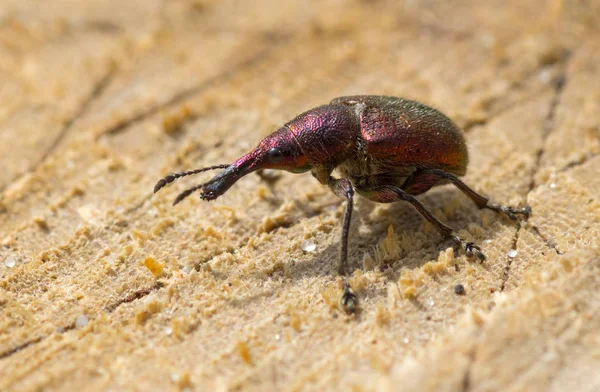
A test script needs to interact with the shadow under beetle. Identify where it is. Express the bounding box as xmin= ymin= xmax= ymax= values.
xmin=155 ymin=95 xmax=530 ymax=278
